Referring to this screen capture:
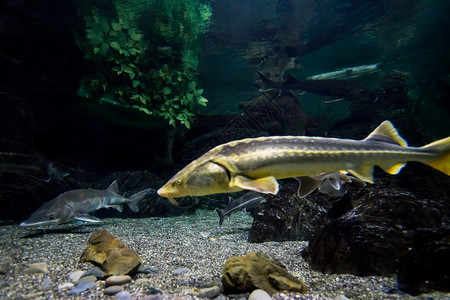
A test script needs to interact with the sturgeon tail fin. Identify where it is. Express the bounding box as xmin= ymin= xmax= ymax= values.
xmin=215 ymin=208 xmax=225 ymax=227
xmin=421 ymin=136 xmax=450 ymax=175
xmin=128 ymin=188 xmax=155 ymax=213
